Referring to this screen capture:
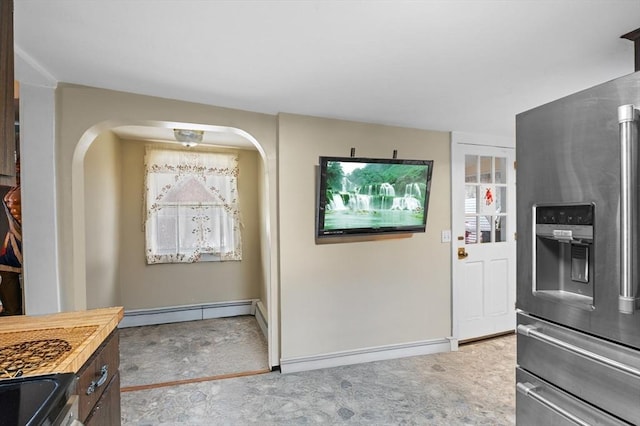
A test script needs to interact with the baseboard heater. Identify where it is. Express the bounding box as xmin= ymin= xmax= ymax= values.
xmin=119 ymin=299 xmax=259 ymax=328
